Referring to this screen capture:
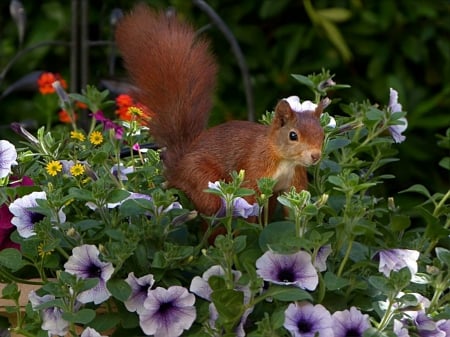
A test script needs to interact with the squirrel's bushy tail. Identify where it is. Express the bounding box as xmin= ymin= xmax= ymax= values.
xmin=115 ymin=5 xmax=217 ymax=164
